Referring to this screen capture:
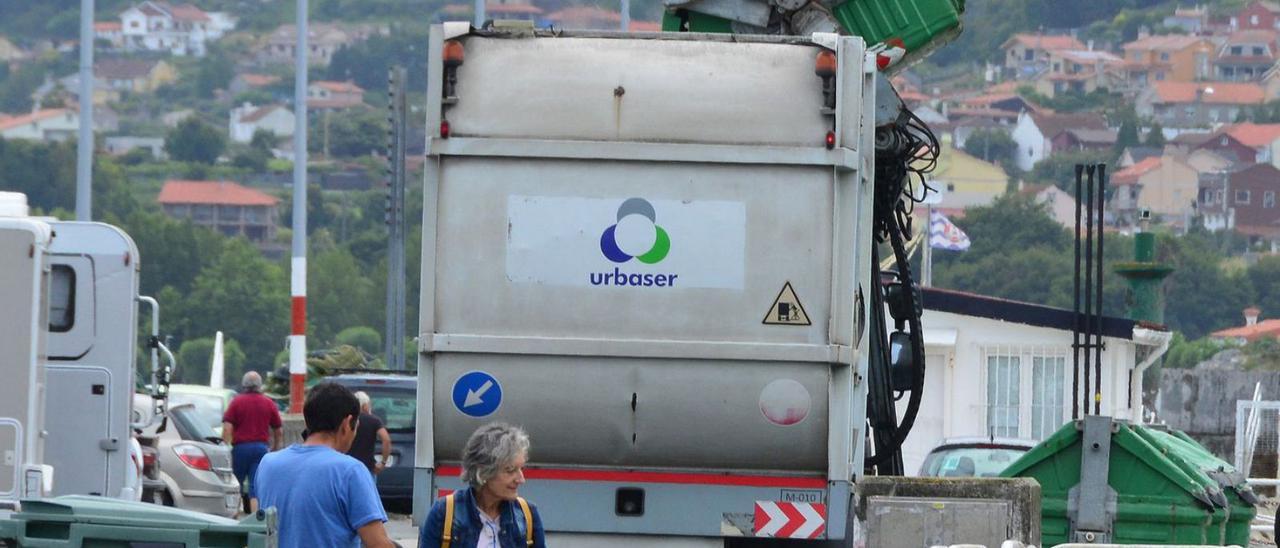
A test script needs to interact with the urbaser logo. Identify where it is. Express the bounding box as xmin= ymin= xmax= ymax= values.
xmin=591 ymin=198 xmax=678 ymax=287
